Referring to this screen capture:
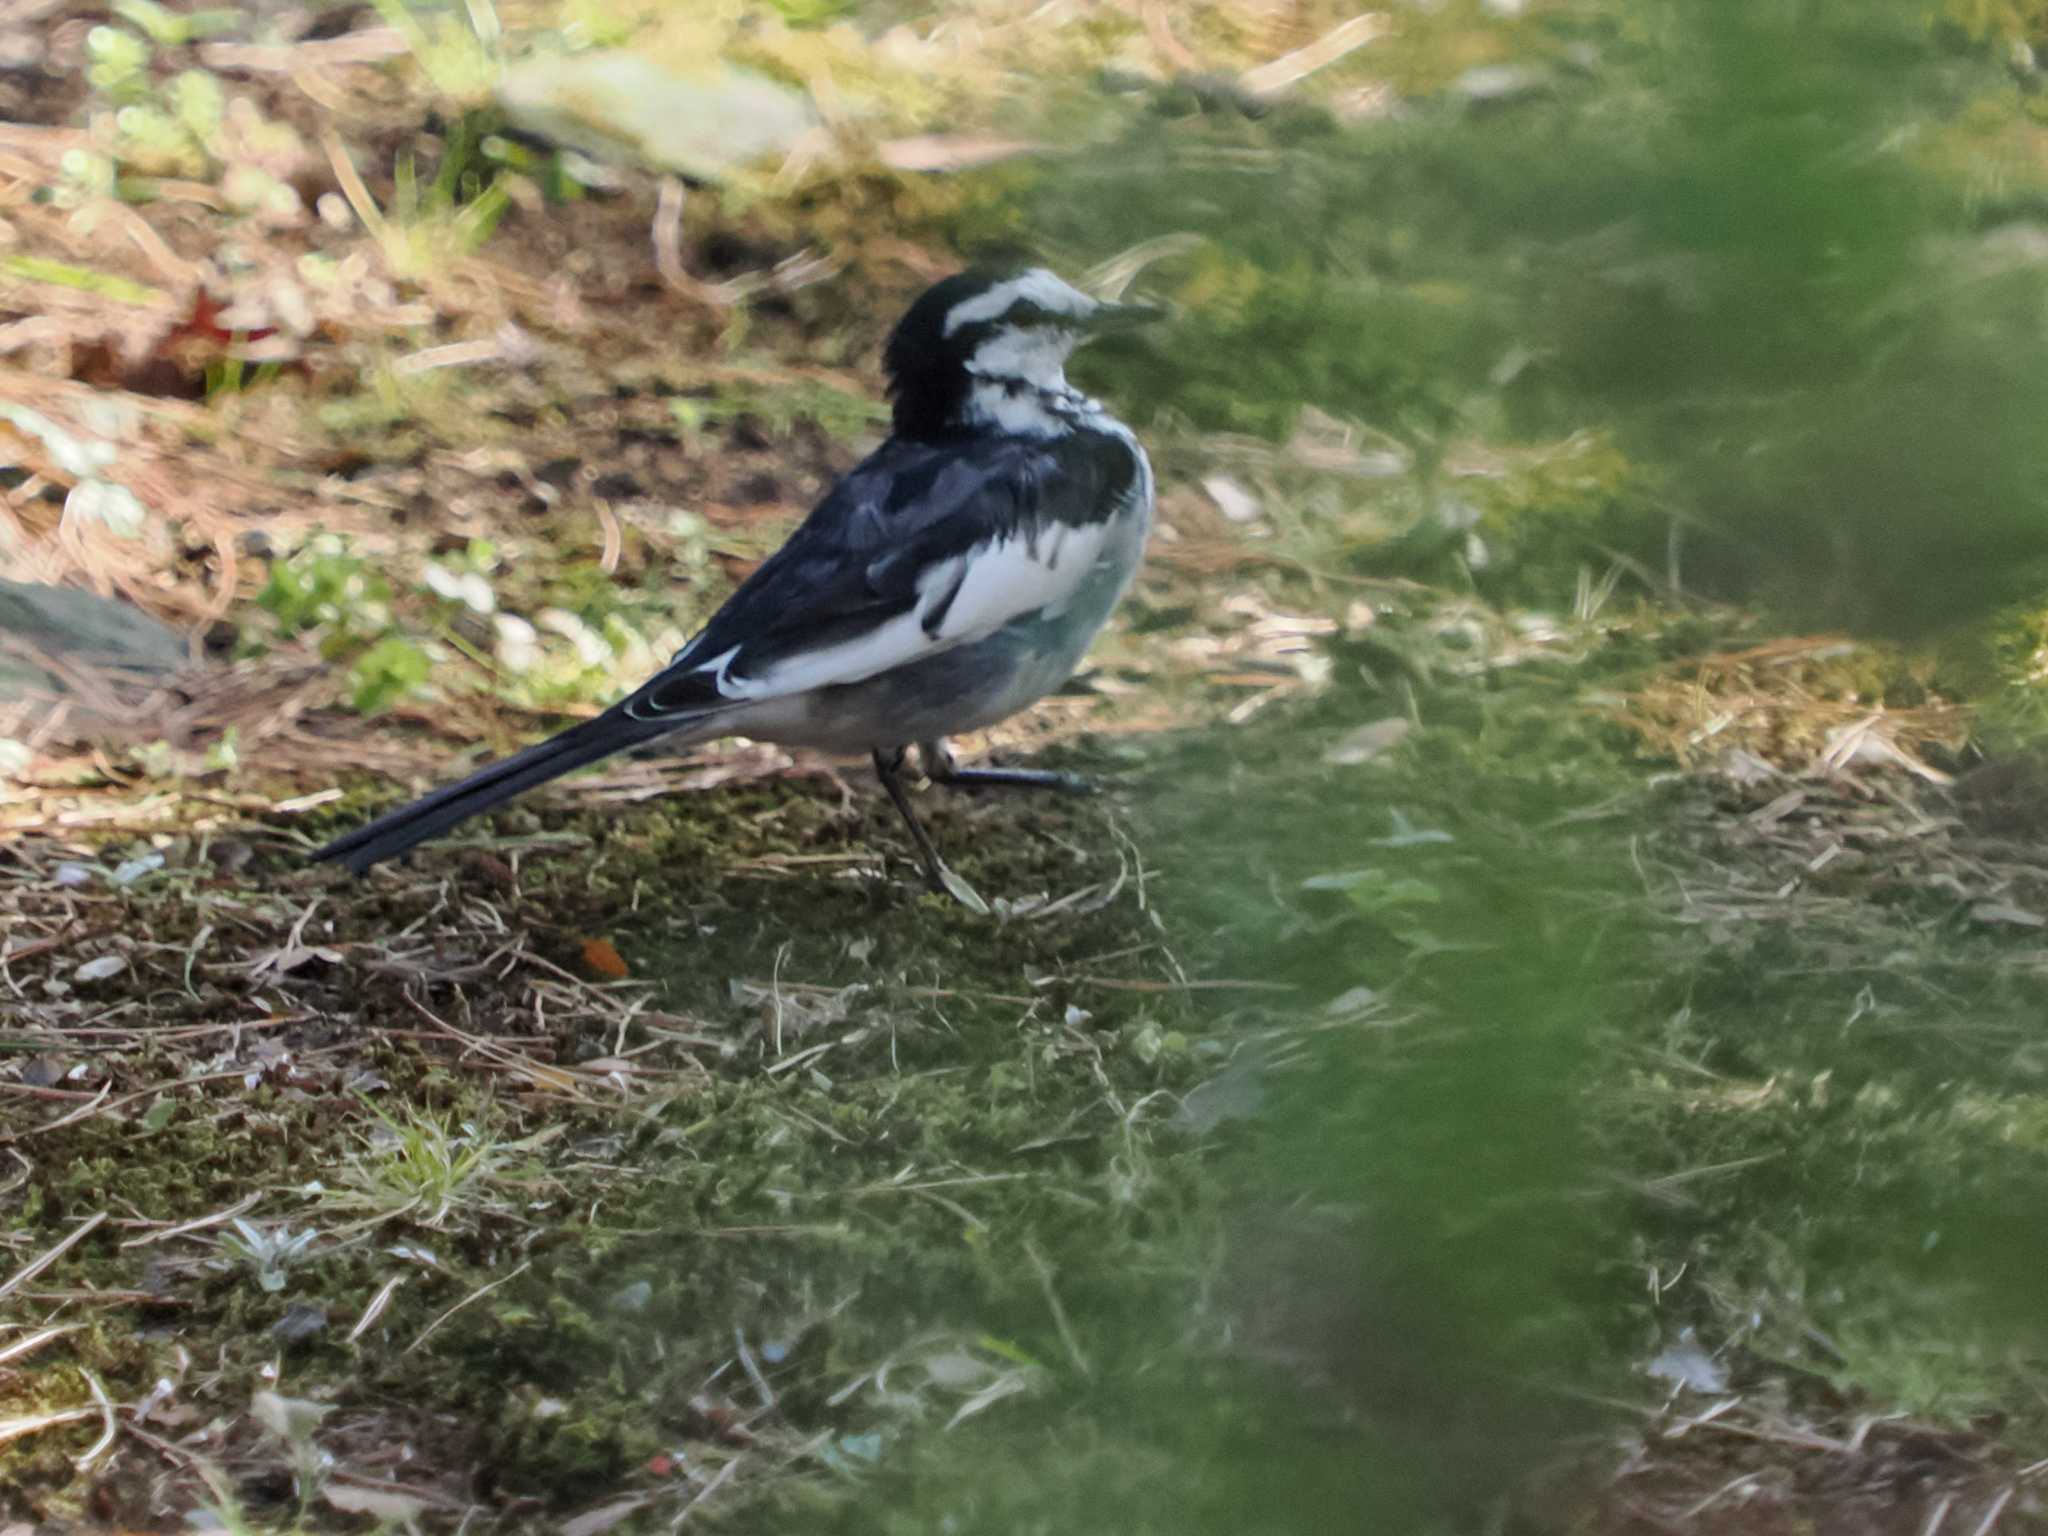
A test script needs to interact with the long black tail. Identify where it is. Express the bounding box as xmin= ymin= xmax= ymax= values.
xmin=312 ymin=710 xmax=677 ymax=874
